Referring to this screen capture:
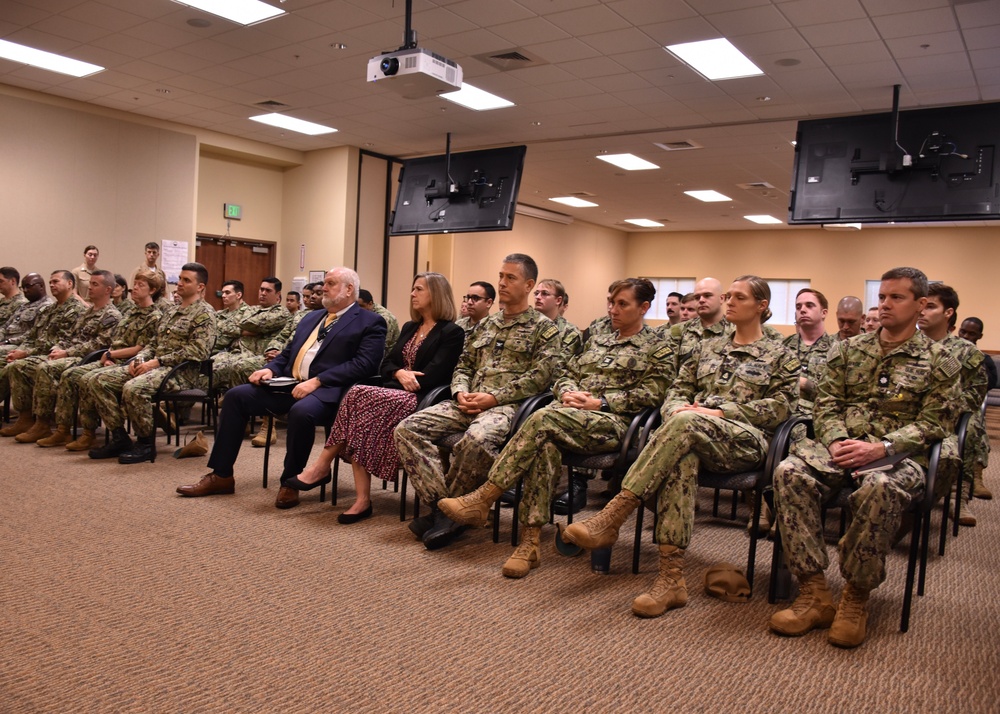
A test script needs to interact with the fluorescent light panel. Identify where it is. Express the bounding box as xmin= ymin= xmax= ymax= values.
xmin=625 ymin=219 xmax=664 ymax=228
xmin=441 ymin=83 xmax=514 ymax=111
xmin=685 ymin=190 xmax=731 ymax=202
xmin=0 ymin=39 xmax=103 ymax=78
xmin=744 ymin=214 xmax=782 ymax=225
xmin=665 ymin=38 xmax=763 ymax=81
xmin=172 ymin=0 xmax=284 ymax=26
xmin=596 ymin=153 xmax=659 ymax=171
xmin=249 ymin=113 xmax=337 ymax=136
xmin=549 ymin=197 xmax=598 ymax=208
